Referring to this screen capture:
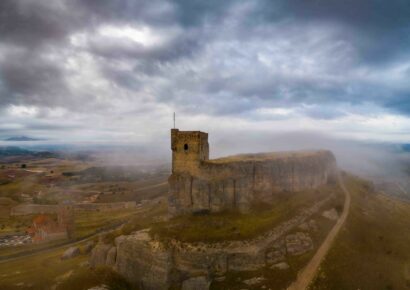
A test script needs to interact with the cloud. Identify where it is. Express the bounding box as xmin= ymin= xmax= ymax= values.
xmin=0 ymin=0 xmax=409 ymax=144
